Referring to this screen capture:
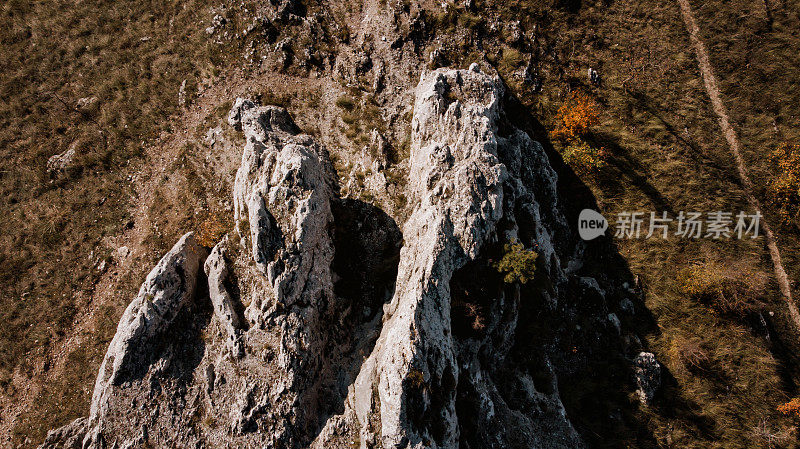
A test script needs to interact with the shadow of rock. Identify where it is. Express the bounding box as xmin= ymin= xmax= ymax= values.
xmin=475 ymin=88 xmax=676 ymax=447
xmin=331 ymin=198 xmax=403 ymax=321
